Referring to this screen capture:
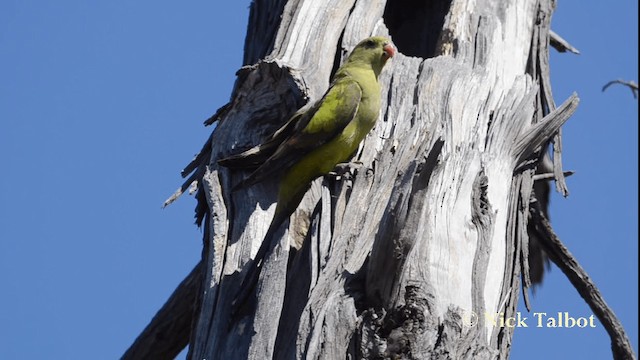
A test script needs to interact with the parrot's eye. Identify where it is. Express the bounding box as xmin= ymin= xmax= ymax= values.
xmin=364 ymin=39 xmax=376 ymax=48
